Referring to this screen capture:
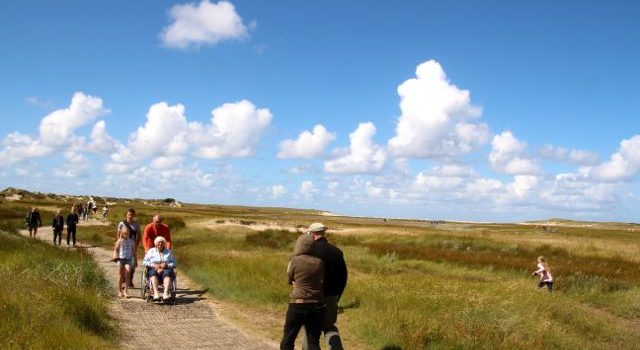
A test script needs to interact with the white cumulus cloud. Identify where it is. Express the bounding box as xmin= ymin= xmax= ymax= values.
xmin=271 ymin=184 xmax=286 ymax=199
xmin=161 ymin=0 xmax=249 ymax=49
xmin=490 ymin=131 xmax=540 ymax=175
xmin=89 ymin=120 xmax=123 ymax=154
xmin=0 ymin=92 xmax=108 ymax=165
xmin=191 ymin=100 xmax=272 ymax=158
xmin=299 ymin=180 xmax=316 ymax=200
xmin=129 ymin=102 xmax=190 ymax=158
xmin=589 ymin=135 xmax=640 ymax=181
xmin=324 ymin=122 xmax=386 ymax=174
xmin=39 ymin=92 xmax=109 ymax=147
xmin=277 ymin=124 xmax=336 ymax=159
xmin=388 ymin=59 xmax=489 ymax=158
xmin=539 ymin=144 xmax=599 ymax=166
